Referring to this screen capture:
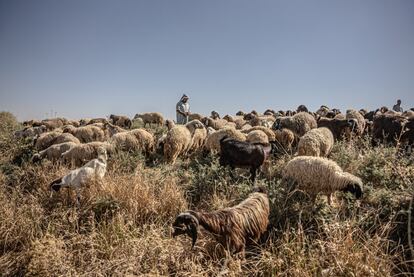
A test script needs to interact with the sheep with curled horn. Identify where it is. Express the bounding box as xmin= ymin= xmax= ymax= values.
xmin=172 ymin=187 xmax=269 ymax=255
